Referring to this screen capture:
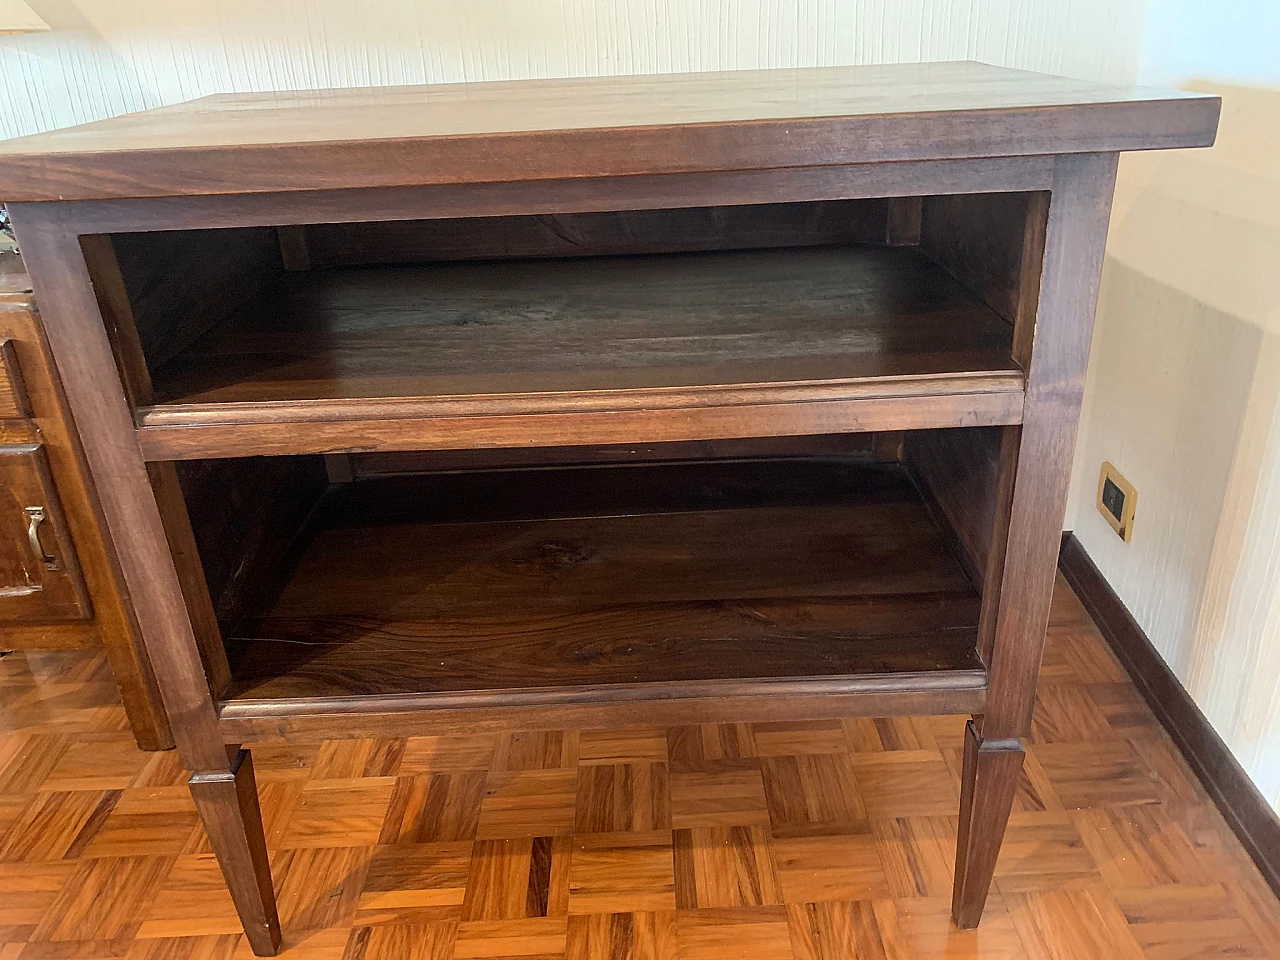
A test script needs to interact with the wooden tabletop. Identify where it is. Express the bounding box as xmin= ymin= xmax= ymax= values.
xmin=0 ymin=61 xmax=1219 ymax=201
